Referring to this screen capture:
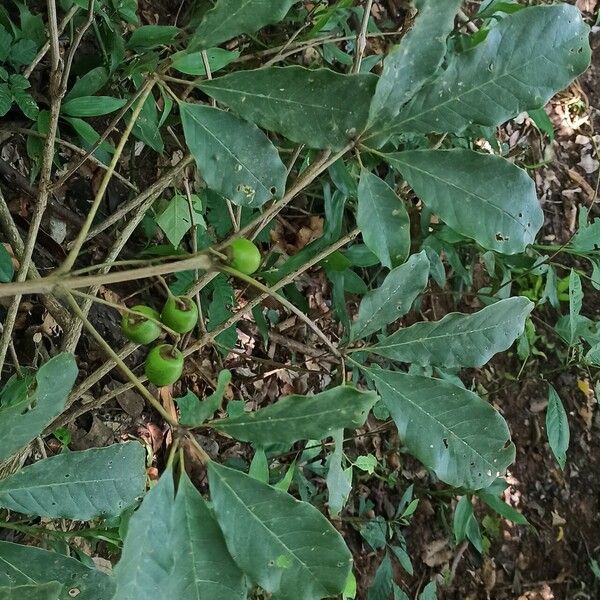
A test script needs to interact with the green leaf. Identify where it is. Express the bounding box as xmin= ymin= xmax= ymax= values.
xmin=0 ymin=442 xmax=146 ymax=520
xmin=350 ymin=251 xmax=429 ymax=341
xmin=0 ymin=83 xmax=11 ymax=116
xmin=0 ymin=242 xmax=14 ymax=281
xmin=390 ymin=5 xmax=590 ymax=135
xmin=368 ymin=553 xmax=393 ymax=600
xmin=368 ymin=0 xmax=461 ymax=132
xmin=127 ymin=25 xmax=180 ymax=50
xmin=569 ymin=269 xmax=583 ymax=345
xmin=546 ymin=384 xmax=569 ymax=470
xmin=211 ymin=385 xmax=378 ymax=445
xmin=65 ymin=67 xmax=109 ymax=101
xmin=0 ymin=582 xmax=63 ymax=599
xmin=326 ymin=430 xmax=352 ymax=517
xmin=8 ymin=38 xmax=36 ymax=67
xmin=0 ymin=541 xmax=114 ymax=599
xmin=386 ymin=149 xmax=543 ymax=255
xmin=156 ymin=193 xmax=204 ymax=247
xmin=354 ymin=454 xmax=378 ymax=474
xmin=0 ymin=25 xmax=11 ymax=61
xmin=113 ymin=469 xmax=175 ymax=599
xmin=170 ymin=473 xmax=247 ymax=599
xmin=132 ymin=93 xmax=164 ymax=153
xmin=365 ymin=367 xmax=515 ymax=490
xmin=11 ymin=85 xmax=38 ymax=120
xmin=477 ymin=488 xmax=528 ymax=525
xmin=208 ymin=461 xmax=353 ymax=599
xmin=453 ymin=496 xmax=474 ymax=543
xmin=419 ymin=581 xmax=437 ymax=600
xmin=171 ymin=48 xmax=240 ymax=76
xmin=61 ymin=96 xmax=127 ymax=117
xmin=181 ymin=102 xmax=287 ymax=208
xmin=369 ymin=297 xmax=533 ymax=368
xmin=0 ymin=354 xmax=77 ymax=461
xmin=65 ymin=117 xmax=114 ymax=161
xmin=192 ymin=0 xmax=296 ymax=50
xmin=199 ymin=67 xmax=377 ymax=150
xmin=176 ymin=369 xmax=231 ymax=427
xmin=357 ymin=170 xmax=410 ymax=269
